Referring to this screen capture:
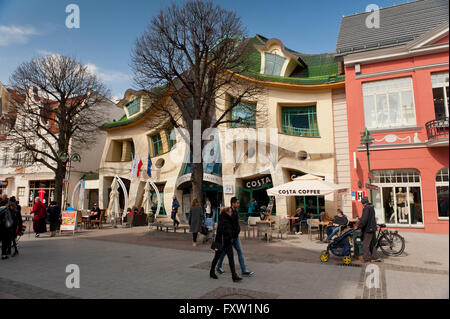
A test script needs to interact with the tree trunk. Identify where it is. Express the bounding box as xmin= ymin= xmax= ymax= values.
xmin=54 ymin=162 xmax=66 ymax=210
xmin=191 ymin=162 xmax=204 ymax=207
